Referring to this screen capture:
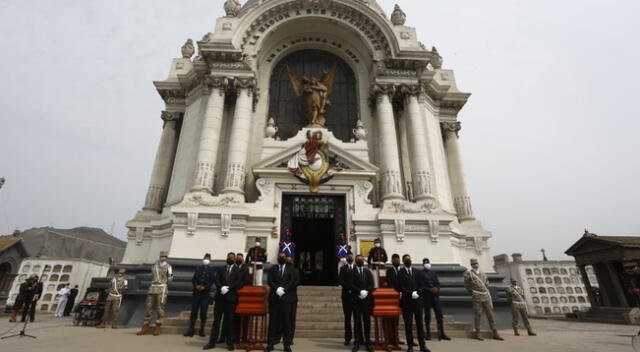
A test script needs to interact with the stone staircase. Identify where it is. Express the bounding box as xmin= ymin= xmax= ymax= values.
xmin=163 ymin=286 xmax=477 ymax=338
xmin=571 ymin=307 xmax=634 ymax=325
